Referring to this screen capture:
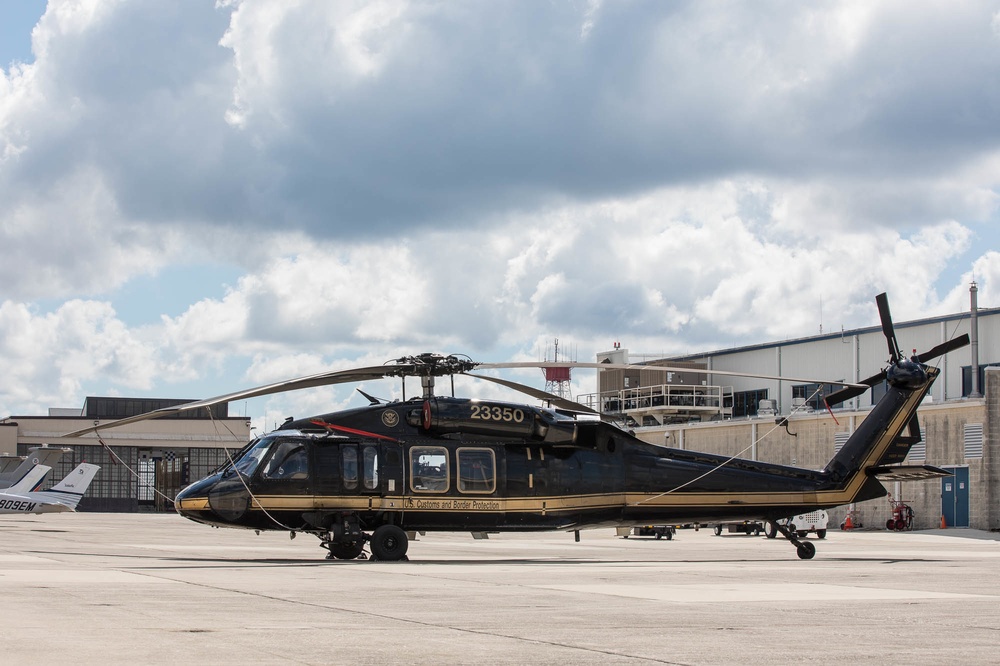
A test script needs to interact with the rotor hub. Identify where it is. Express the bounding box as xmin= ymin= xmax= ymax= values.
xmin=886 ymin=358 xmax=928 ymax=390
xmin=389 ymin=353 xmax=477 ymax=377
